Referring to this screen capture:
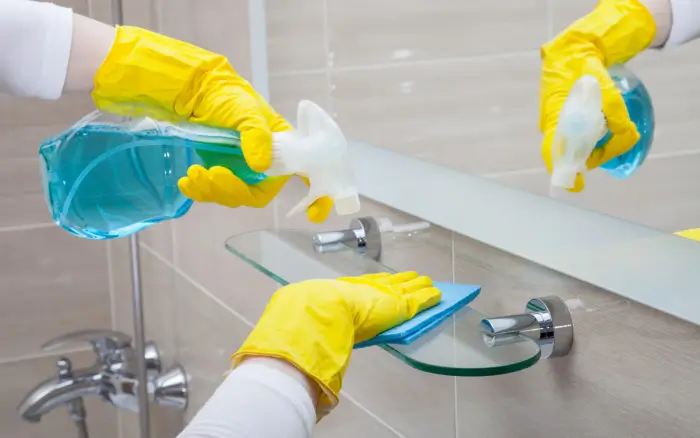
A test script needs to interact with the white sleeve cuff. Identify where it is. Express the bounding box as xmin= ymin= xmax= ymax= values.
xmin=0 ymin=1 xmax=73 ymax=99
xmin=665 ymin=0 xmax=700 ymax=47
